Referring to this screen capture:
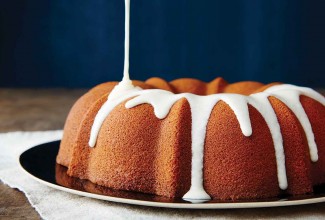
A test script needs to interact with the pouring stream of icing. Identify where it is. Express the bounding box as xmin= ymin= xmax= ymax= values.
xmin=108 ymin=0 xmax=140 ymax=101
